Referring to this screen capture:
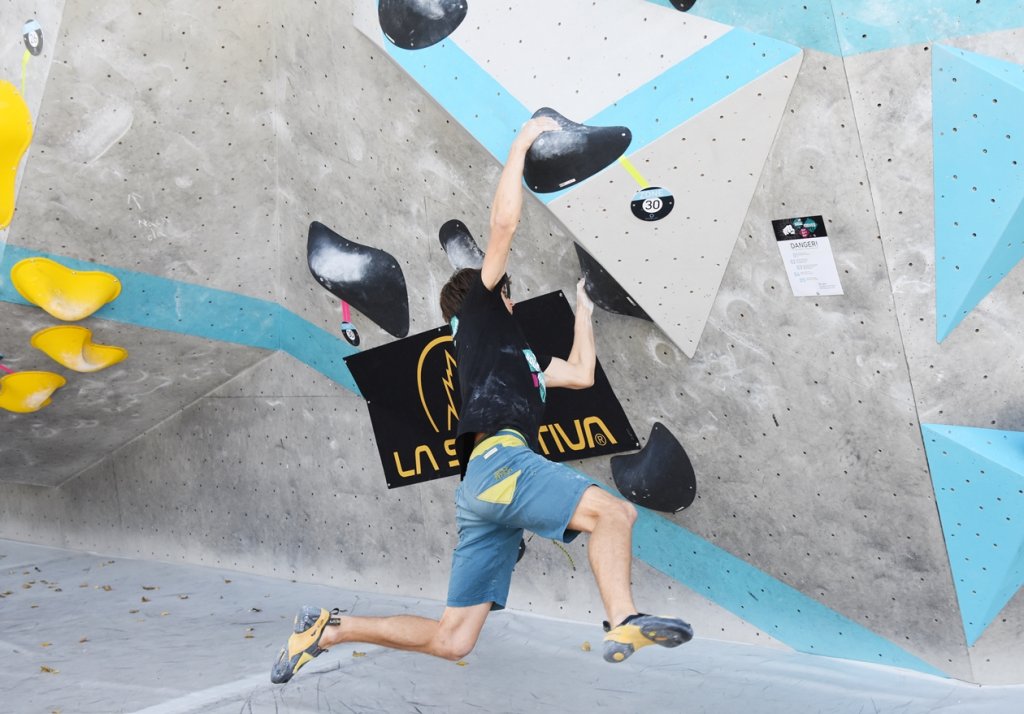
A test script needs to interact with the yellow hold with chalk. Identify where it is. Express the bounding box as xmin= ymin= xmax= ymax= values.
xmin=0 ymin=81 xmax=33 ymax=229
